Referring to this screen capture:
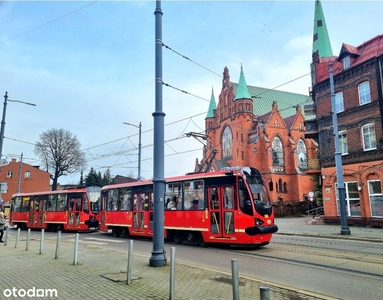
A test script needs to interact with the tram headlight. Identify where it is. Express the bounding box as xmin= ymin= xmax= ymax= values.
xmin=255 ymin=218 xmax=264 ymax=225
